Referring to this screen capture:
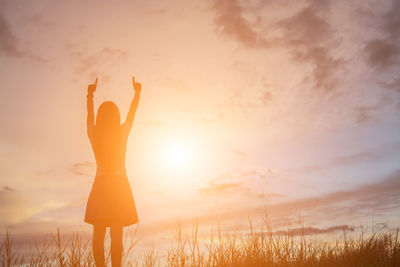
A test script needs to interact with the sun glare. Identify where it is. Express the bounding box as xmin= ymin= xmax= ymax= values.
xmin=165 ymin=141 xmax=189 ymax=169
xmin=140 ymin=128 xmax=209 ymax=190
